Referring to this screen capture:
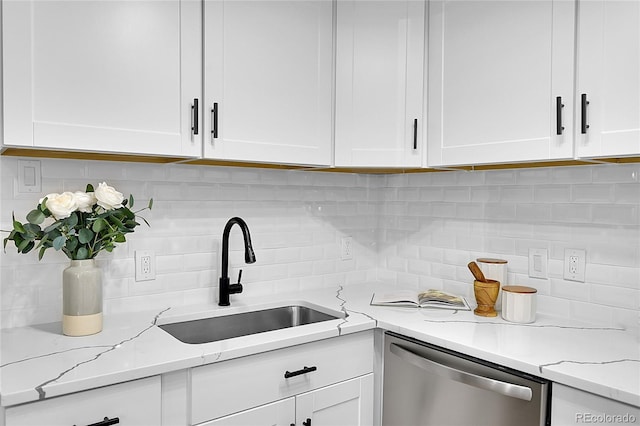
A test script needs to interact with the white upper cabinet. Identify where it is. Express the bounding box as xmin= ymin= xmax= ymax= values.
xmin=335 ymin=0 xmax=425 ymax=168
xmin=575 ymin=0 xmax=640 ymax=158
xmin=203 ymin=0 xmax=333 ymax=167
xmin=427 ymin=0 xmax=575 ymax=167
xmin=2 ymin=0 xmax=202 ymax=158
